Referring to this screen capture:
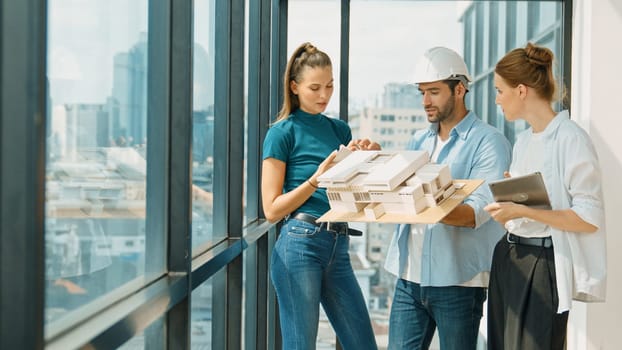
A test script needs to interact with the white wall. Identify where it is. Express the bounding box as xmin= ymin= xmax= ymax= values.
xmin=571 ymin=0 xmax=622 ymax=349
